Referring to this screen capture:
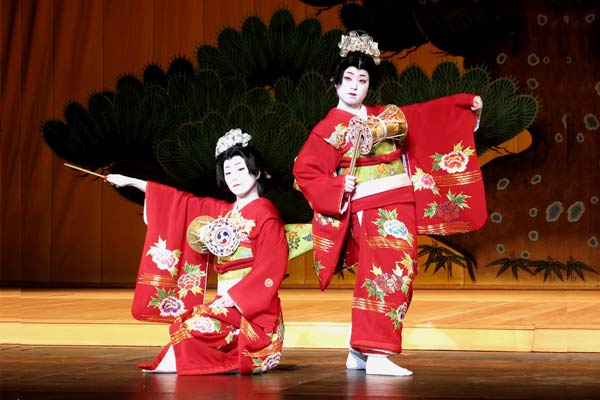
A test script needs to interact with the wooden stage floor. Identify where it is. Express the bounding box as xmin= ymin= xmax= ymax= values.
xmin=4 ymin=287 xmax=600 ymax=352
xmin=4 ymin=346 xmax=600 ymax=399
